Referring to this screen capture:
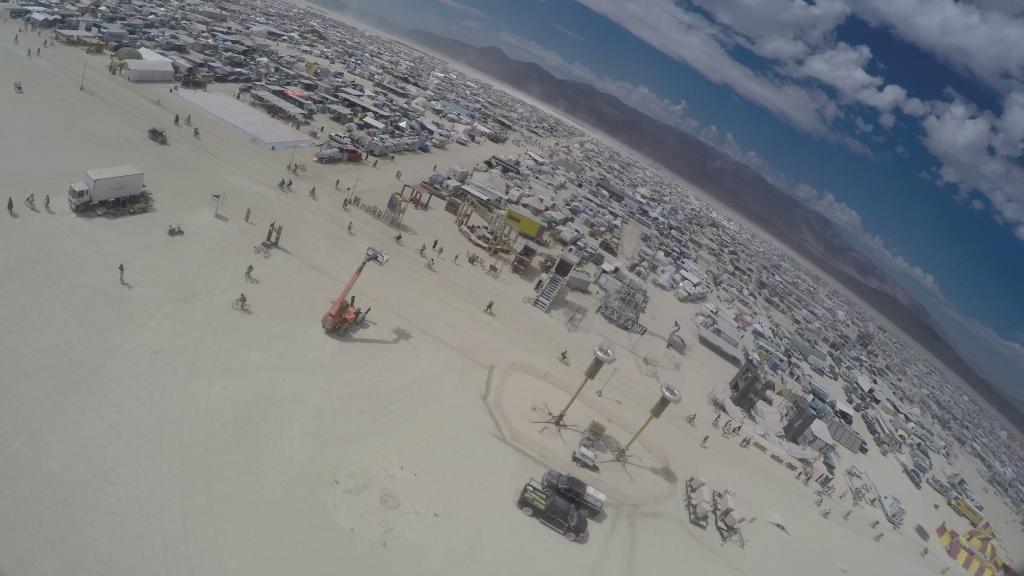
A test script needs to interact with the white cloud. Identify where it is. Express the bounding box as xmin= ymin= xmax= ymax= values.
xmin=576 ymin=0 xmax=836 ymax=137
xmin=794 ymin=182 xmax=821 ymax=200
xmin=552 ymin=23 xmax=586 ymax=43
xmin=921 ymin=95 xmax=1024 ymax=239
xmin=573 ymin=0 xmax=929 ymax=159
xmin=497 ymin=32 xmax=699 ymax=132
xmin=942 ymin=305 xmax=1024 ymax=393
xmin=865 ymin=234 xmax=942 ymax=295
xmin=790 ymin=182 xmax=861 ymax=230
xmin=993 ymin=91 xmax=1024 ymax=157
xmin=720 ymin=131 xmax=768 ymax=170
xmin=790 ymin=182 xmax=942 ymax=296
xmin=785 ymin=43 xmax=912 ymax=113
xmin=899 ymin=97 xmax=929 ymax=117
xmin=750 ymin=36 xmax=809 ymax=61
xmin=851 ymin=0 xmax=1024 ymax=94
xmin=816 ymin=191 xmax=865 ymax=231
xmin=571 ymin=0 xmax=1023 ymax=239
xmin=433 ymin=0 xmax=486 ymax=19
xmin=688 ymin=0 xmax=849 ymax=49
xmin=788 ymin=43 xmax=878 ymax=96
